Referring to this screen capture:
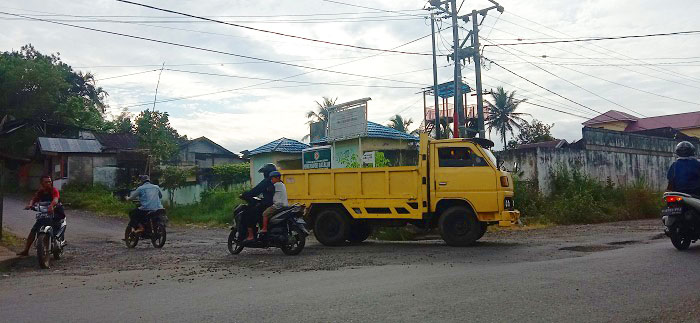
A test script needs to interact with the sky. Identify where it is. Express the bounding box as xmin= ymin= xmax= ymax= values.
xmin=2 ymin=0 xmax=700 ymax=152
